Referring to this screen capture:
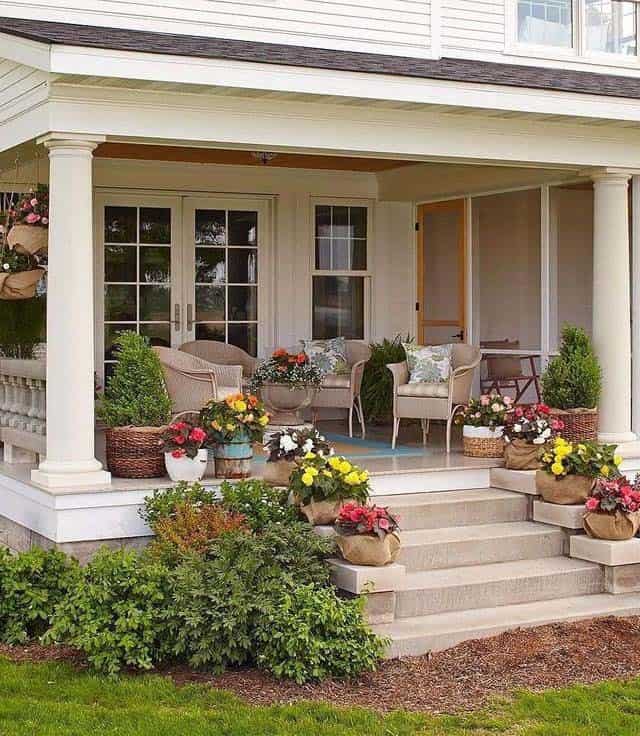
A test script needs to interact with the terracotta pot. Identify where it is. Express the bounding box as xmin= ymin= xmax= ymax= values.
xmin=300 ymin=498 xmax=350 ymax=526
xmin=0 ymin=268 xmax=45 ymax=300
xmin=584 ymin=510 xmax=640 ymax=541
xmin=7 ymin=224 xmax=48 ymax=255
xmin=260 ymin=382 xmax=318 ymax=426
xmin=549 ymin=408 xmax=598 ymax=443
xmin=335 ymin=533 xmax=401 ymax=566
xmin=262 ymin=459 xmax=296 ymax=487
xmin=105 ymin=426 xmax=165 ymax=479
xmin=164 ymin=449 xmax=208 ymax=482
xmin=504 ymin=439 xmax=544 ymax=470
xmin=535 ymin=471 xmax=594 ymax=505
